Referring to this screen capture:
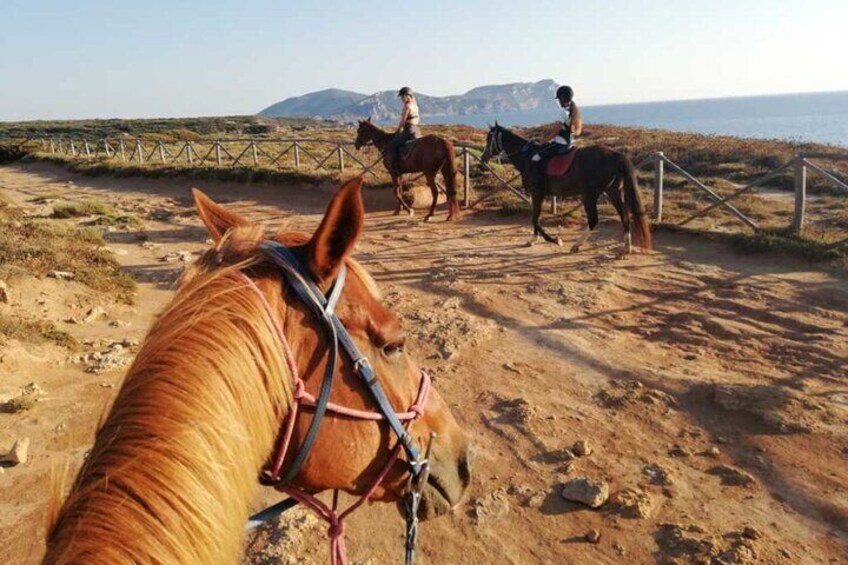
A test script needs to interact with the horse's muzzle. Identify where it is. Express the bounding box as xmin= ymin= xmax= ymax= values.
xmin=415 ymin=444 xmax=471 ymax=520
